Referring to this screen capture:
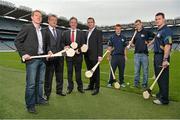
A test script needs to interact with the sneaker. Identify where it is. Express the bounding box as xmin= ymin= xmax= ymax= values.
xmin=153 ymin=99 xmax=163 ymax=105
xmin=142 ymin=85 xmax=147 ymax=90
xmin=120 ymin=83 xmax=126 ymax=88
xmin=107 ymin=84 xmax=112 ymax=88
